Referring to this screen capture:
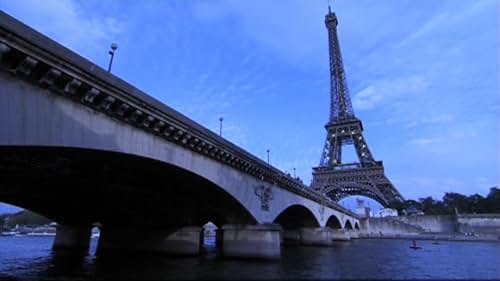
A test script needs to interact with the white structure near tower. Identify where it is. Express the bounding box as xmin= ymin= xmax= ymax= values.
xmin=355 ymin=198 xmax=372 ymax=218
